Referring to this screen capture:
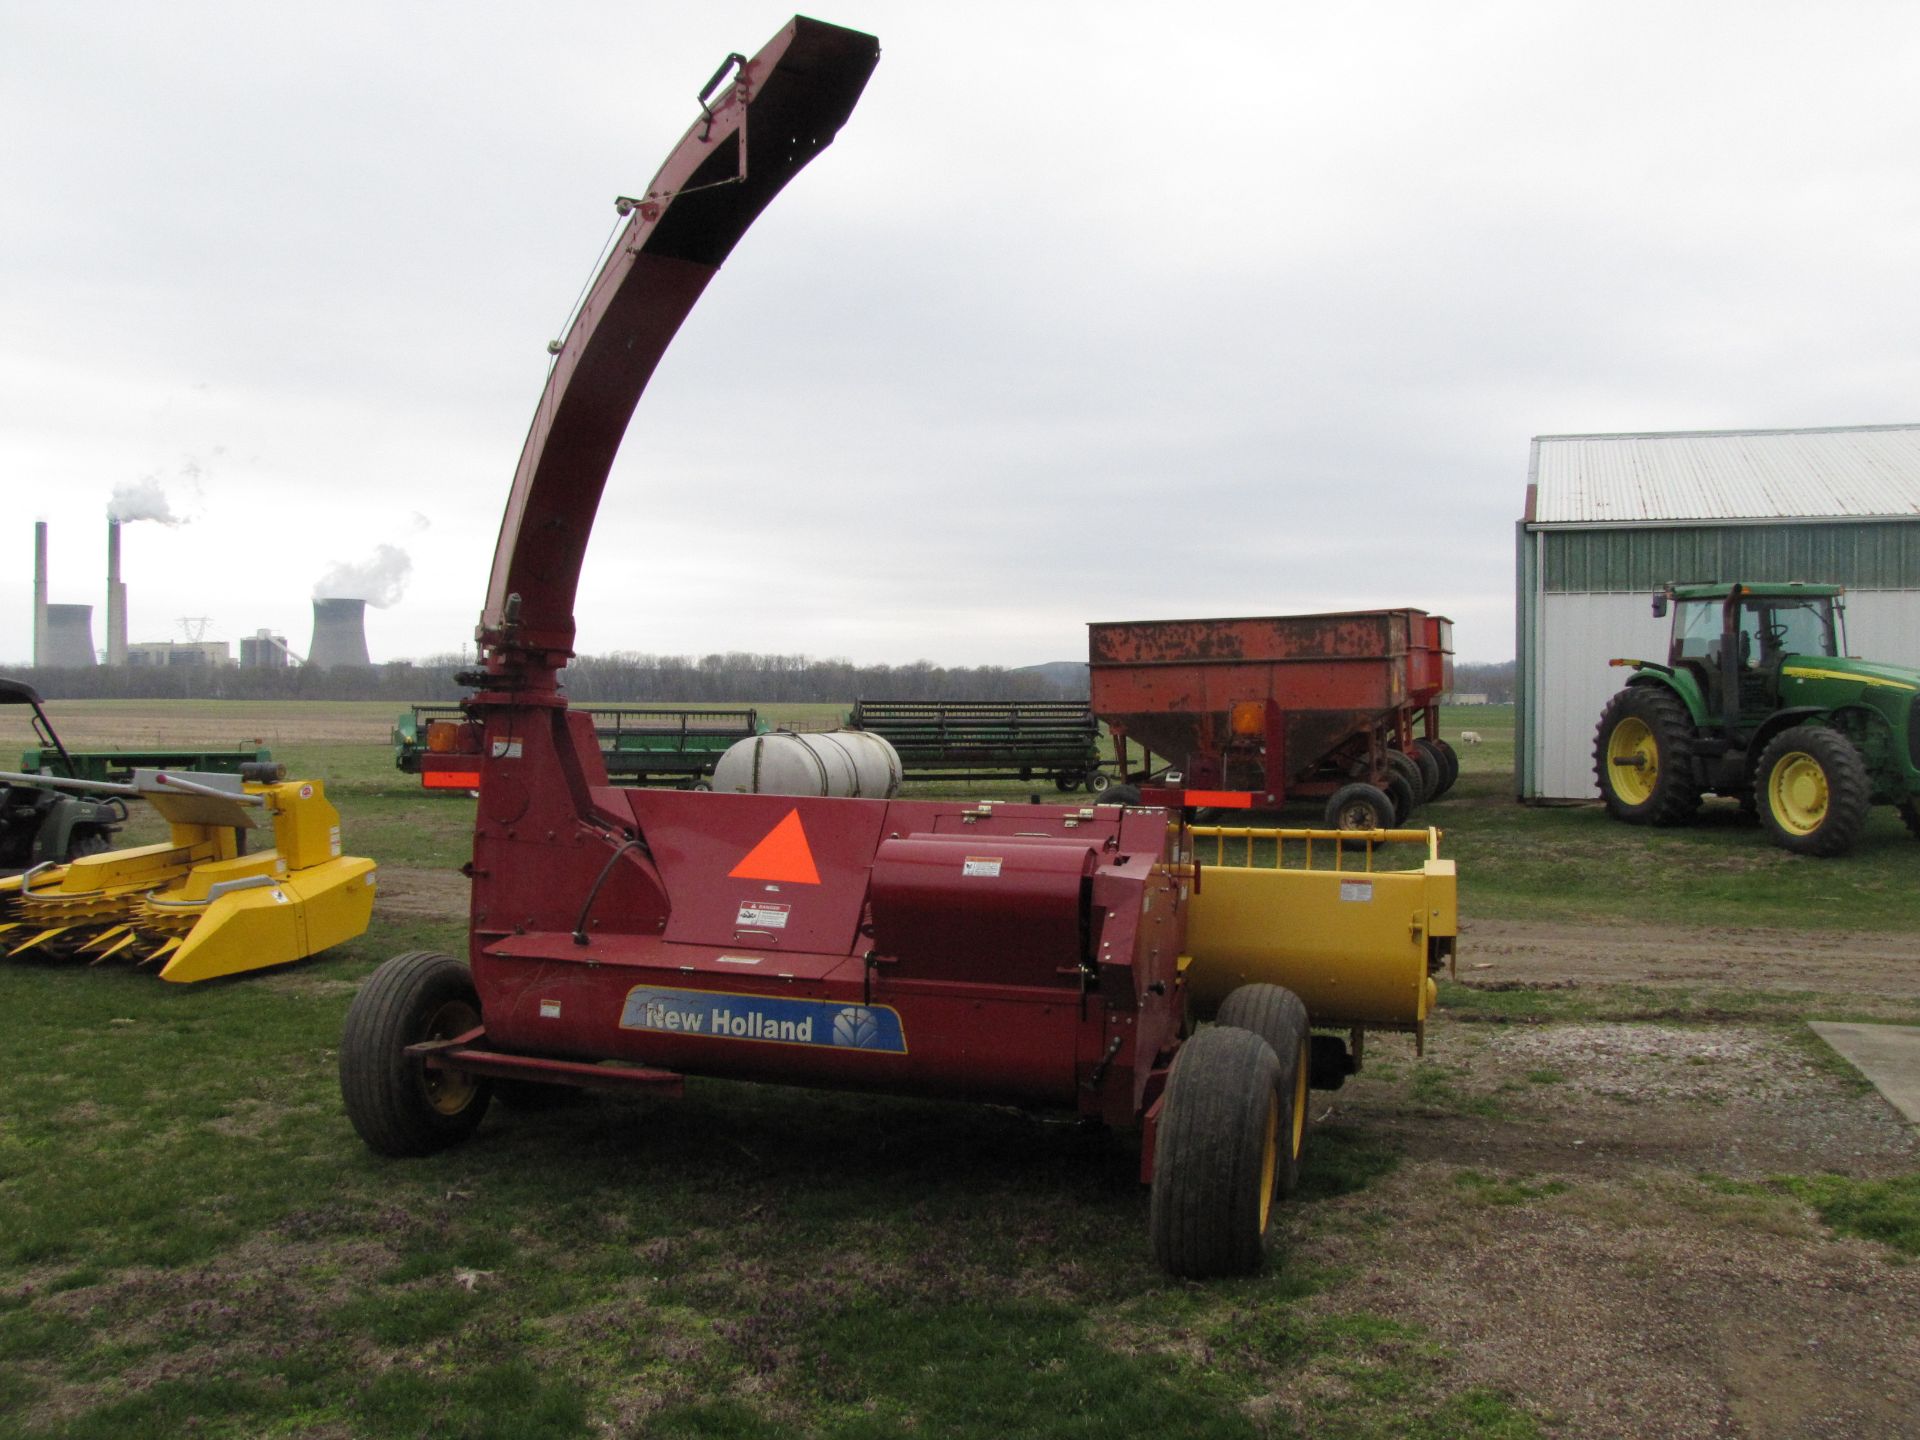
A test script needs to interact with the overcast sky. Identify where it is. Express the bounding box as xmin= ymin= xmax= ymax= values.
xmin=5 ymin=2 xmax=1918 ymax=669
